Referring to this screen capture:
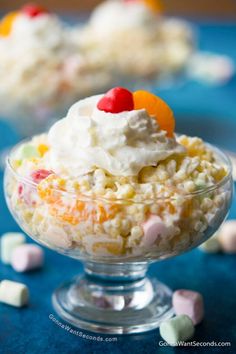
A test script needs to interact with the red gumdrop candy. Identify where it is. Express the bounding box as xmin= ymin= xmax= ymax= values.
xmin=97 ymin=87 xmax=134 ymax=114
xmin=21 ymin=3 xmax=48 ymax=18
xmin=31 ymin=169 xmax=53 ymax=183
